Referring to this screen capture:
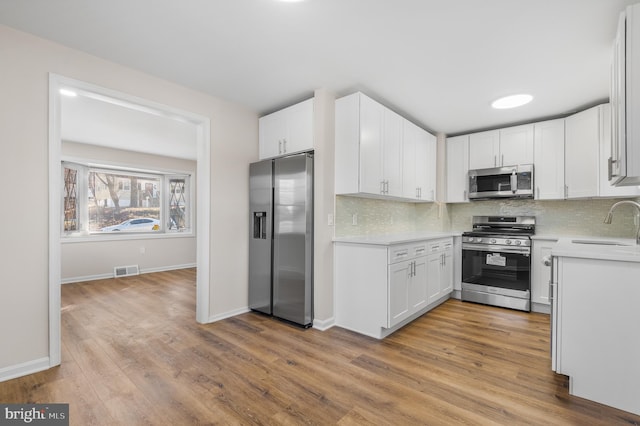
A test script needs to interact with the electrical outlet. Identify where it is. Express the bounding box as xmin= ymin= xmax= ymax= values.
xmin=327 ymin=213 xmax=334 ymax=226
xmin=352 ymin=213 xmax=358 ymax=226
xmin=139 ymin=246 xmax=145 ymax=255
